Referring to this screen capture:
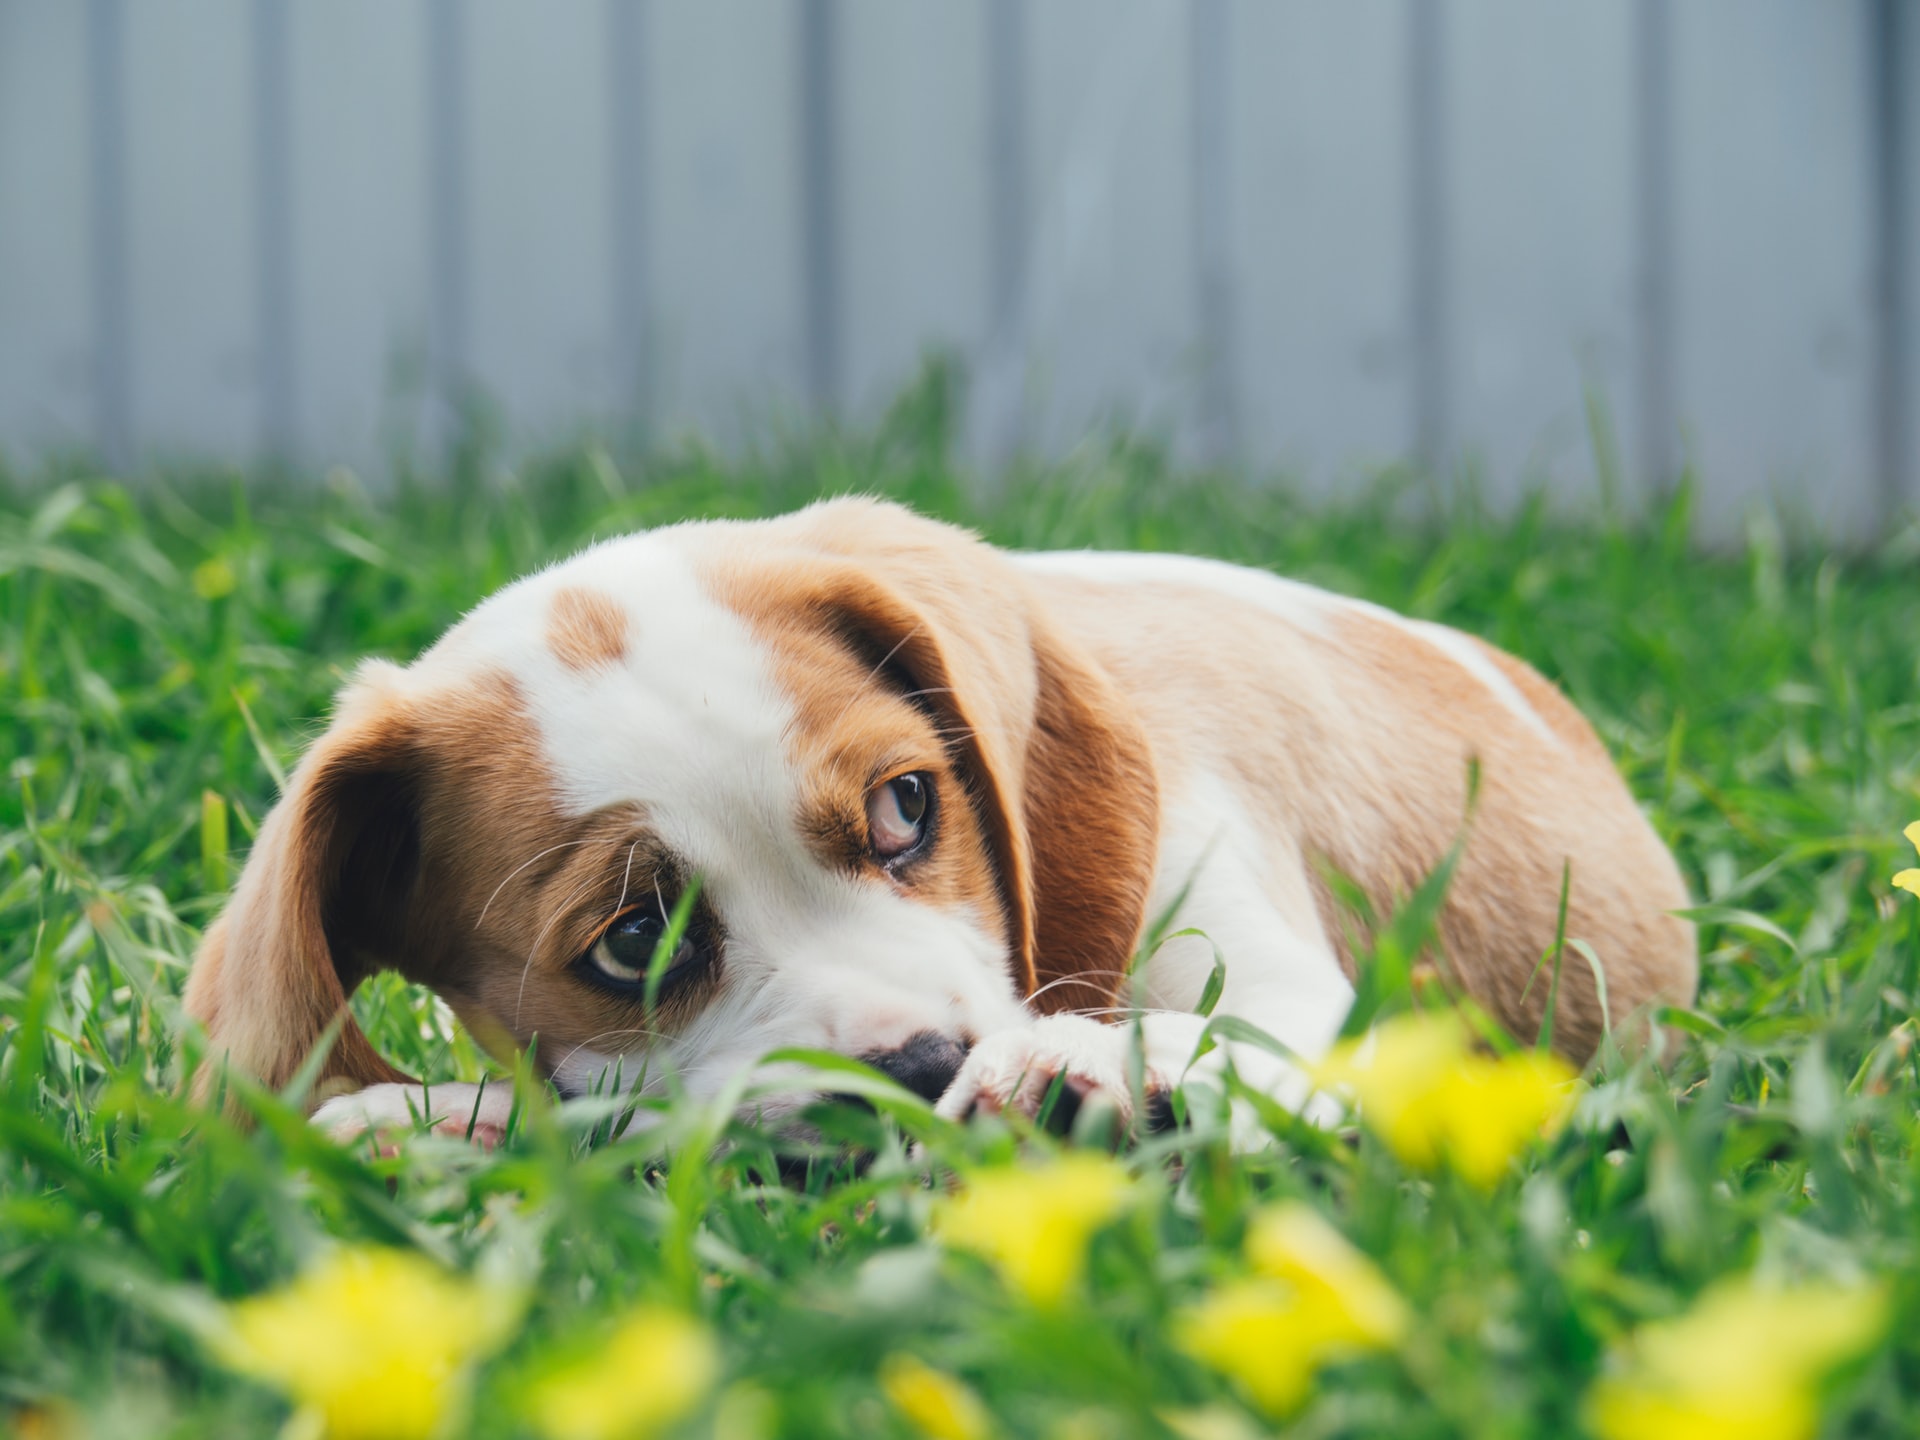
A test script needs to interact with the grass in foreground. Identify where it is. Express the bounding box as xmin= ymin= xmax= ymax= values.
xmin=5 ymin=404 xmax=1920 ymax=1438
